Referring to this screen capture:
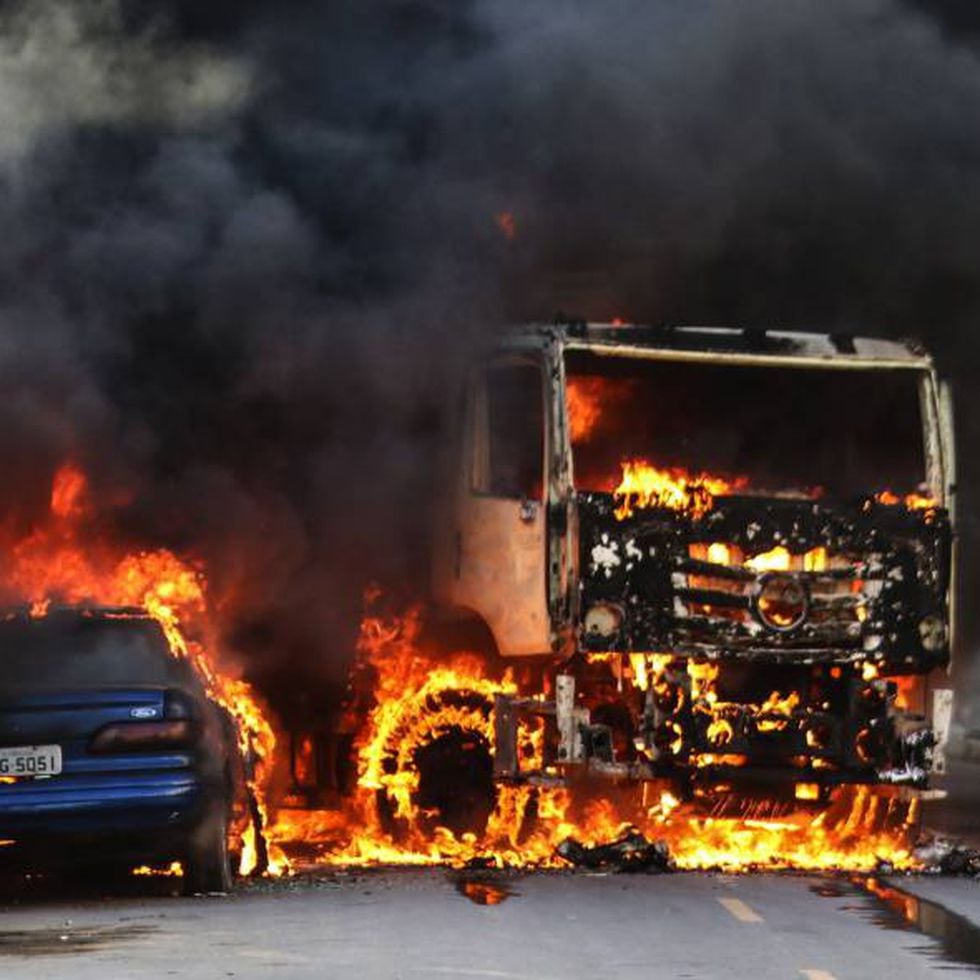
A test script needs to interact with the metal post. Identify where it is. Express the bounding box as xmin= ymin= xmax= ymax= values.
xmin=557 ymin=674 xmax=577 ymax=763
xmin=493 ymin=694 xmax=518 ymax=778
